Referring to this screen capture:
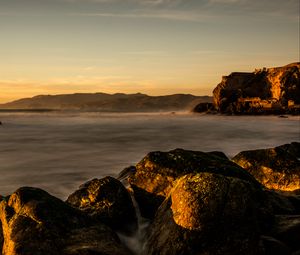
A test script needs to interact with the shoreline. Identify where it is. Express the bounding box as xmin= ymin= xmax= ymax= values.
xmin=0 ymin=142 xmax=300 ymax=254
